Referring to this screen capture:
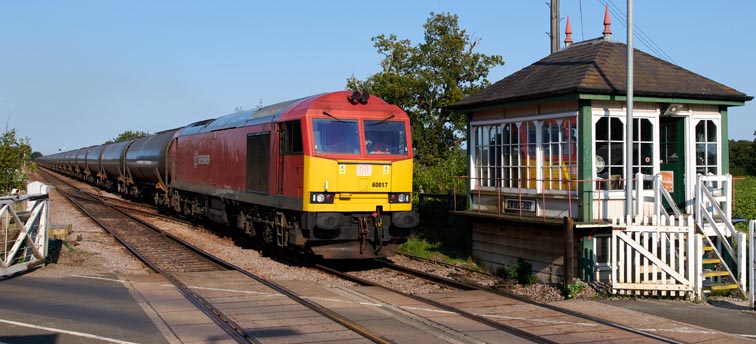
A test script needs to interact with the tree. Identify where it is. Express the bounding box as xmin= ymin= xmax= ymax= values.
xmin=730 ymin=133 xmax=756 ymax=176
xmin=31 ymin=151 xmax=43 ymax=161
xmin=0 ymin=129 xmax=35 ymax=193
xmin=347 ymin=12 xmax=504 ymax=192
xmin=105 ymin=130 xmax=150 ymax=144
